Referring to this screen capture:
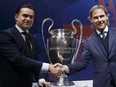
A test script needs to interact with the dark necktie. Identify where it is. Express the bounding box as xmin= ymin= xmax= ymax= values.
xmin=22 ymin=32 xmax=32 ymax=53
xmin=99 ymin=31 xmax=109 ymax=55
